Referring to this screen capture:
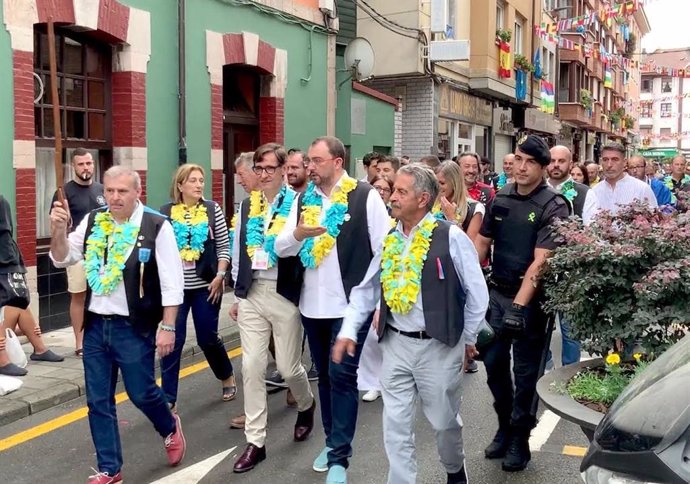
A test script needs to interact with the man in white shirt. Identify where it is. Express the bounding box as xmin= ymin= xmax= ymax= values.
xmin=333 ymin=164 xmax=489 ymax=484
xmin=592 ymin=143 xmax=657 ymax=214
xmin=275 ymin=136 xmax=390 ymax=484
xmin=49 ymin=166 xmax=186 ymax=484
xmin=547 ymin=145 xmax=599 ymax=225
